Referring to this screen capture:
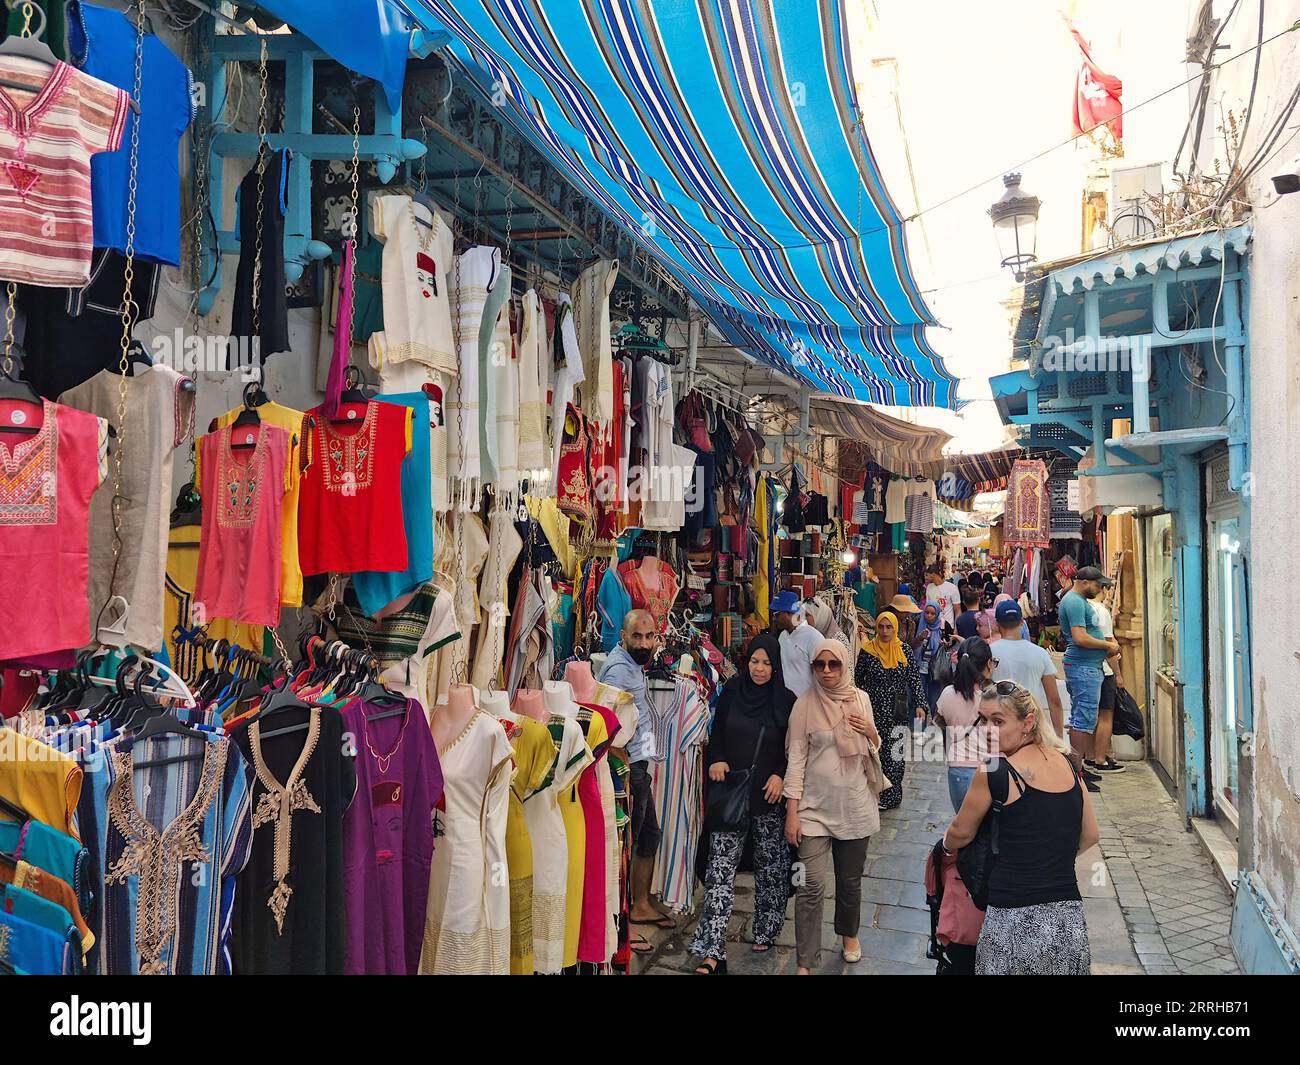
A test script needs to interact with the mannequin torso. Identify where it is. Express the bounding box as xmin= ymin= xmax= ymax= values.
xmin=432 ymin=682 xmax=479 ymax=750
